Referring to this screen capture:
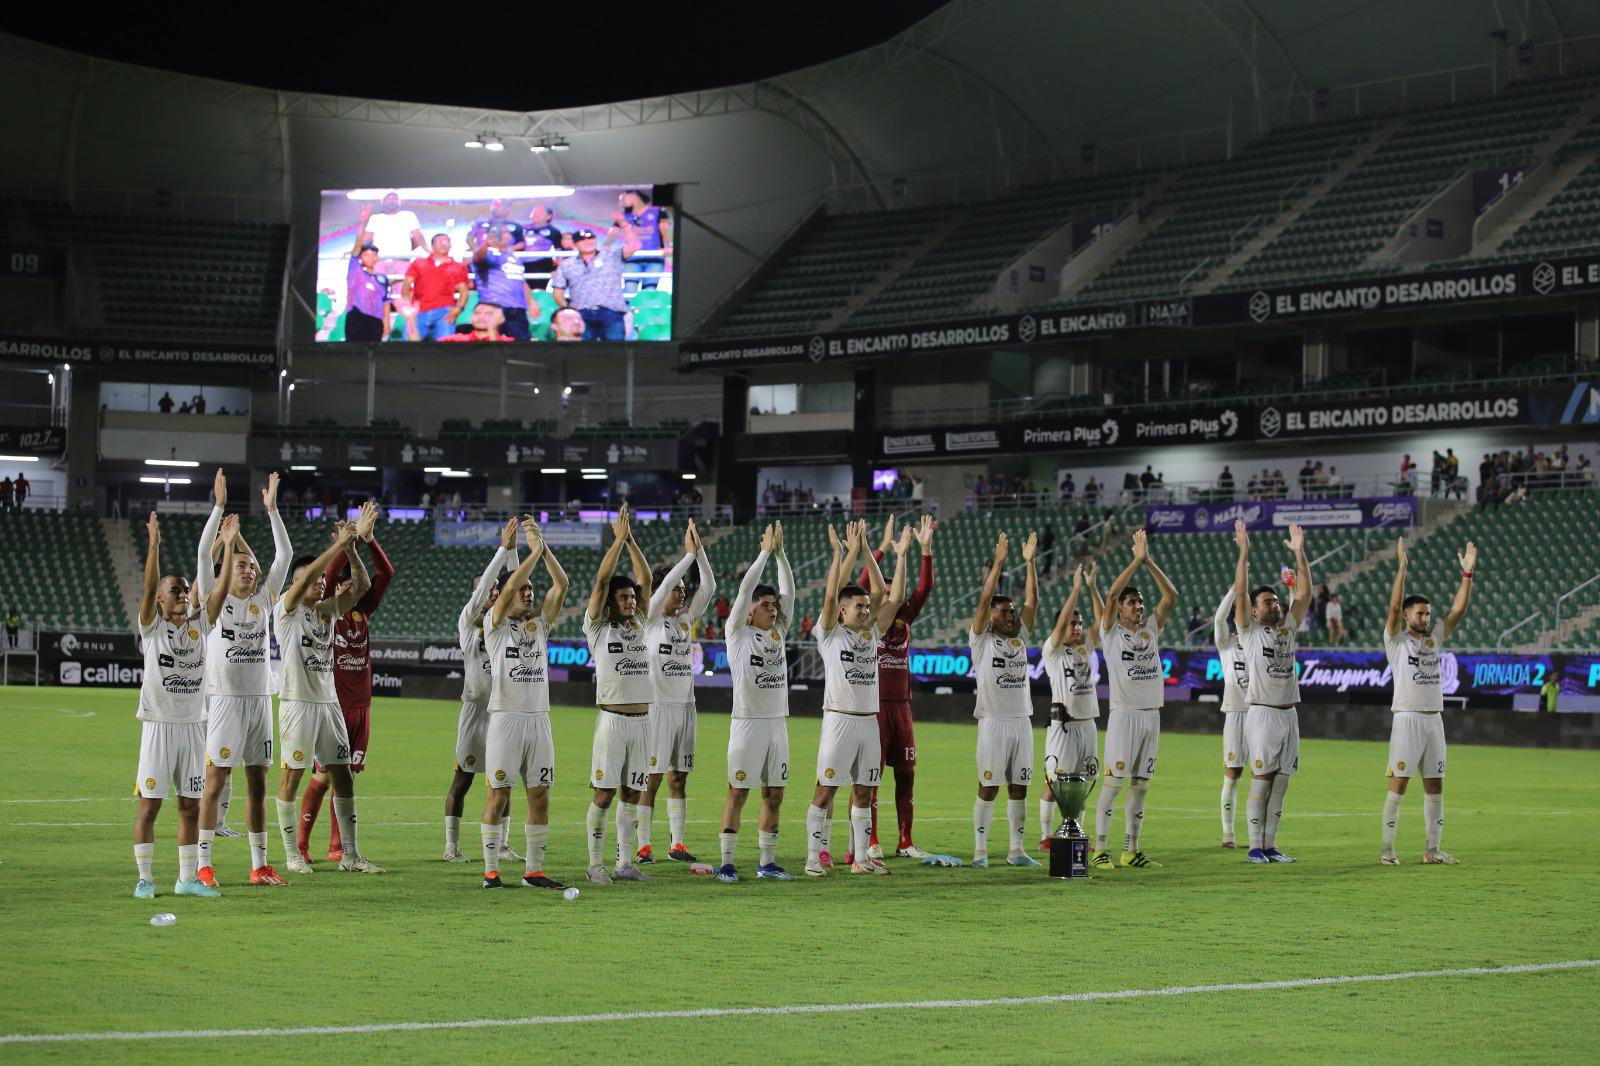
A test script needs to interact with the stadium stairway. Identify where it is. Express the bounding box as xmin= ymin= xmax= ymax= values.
xmin=1057 ymin=179 xmax=1181 ymax=299
xmin=102 ymin=518 xmax=142 ymax=628
xmin=1470 ymin=151 xmax=1598 ymax=258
